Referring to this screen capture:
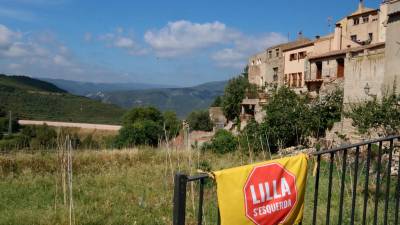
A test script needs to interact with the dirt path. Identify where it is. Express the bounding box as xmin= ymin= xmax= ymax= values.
xmin=18 ymin=120 xmax=122 ymax=131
